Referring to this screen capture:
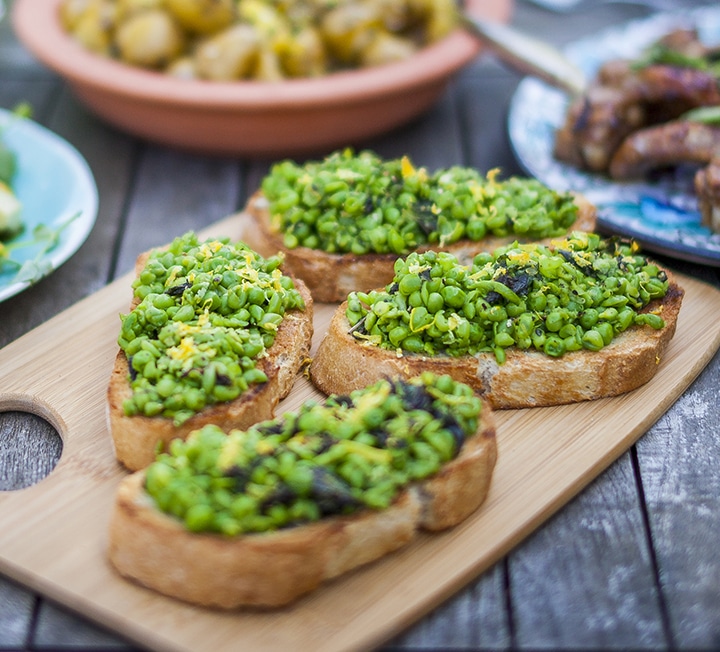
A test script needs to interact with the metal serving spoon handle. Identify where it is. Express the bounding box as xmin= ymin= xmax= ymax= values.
xmin=460 ymin=13 xmax=587 ymax=96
